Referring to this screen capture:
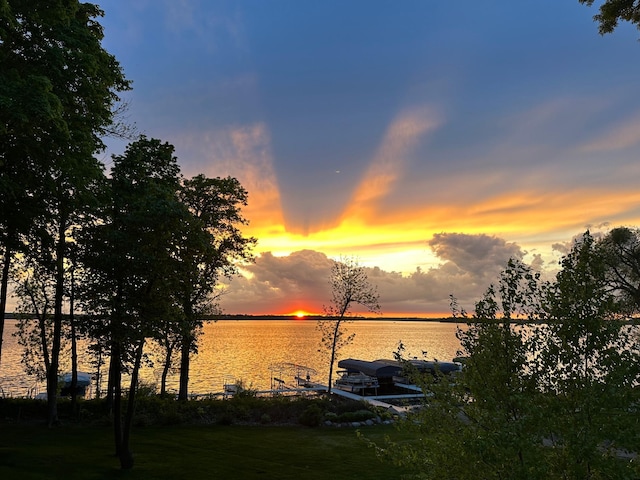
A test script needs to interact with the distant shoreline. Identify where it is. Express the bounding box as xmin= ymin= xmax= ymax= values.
xmin=3 ymin=313 xmax=455 ymax=322
xmin=207 ymin=315 xmax=455 ymax=322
